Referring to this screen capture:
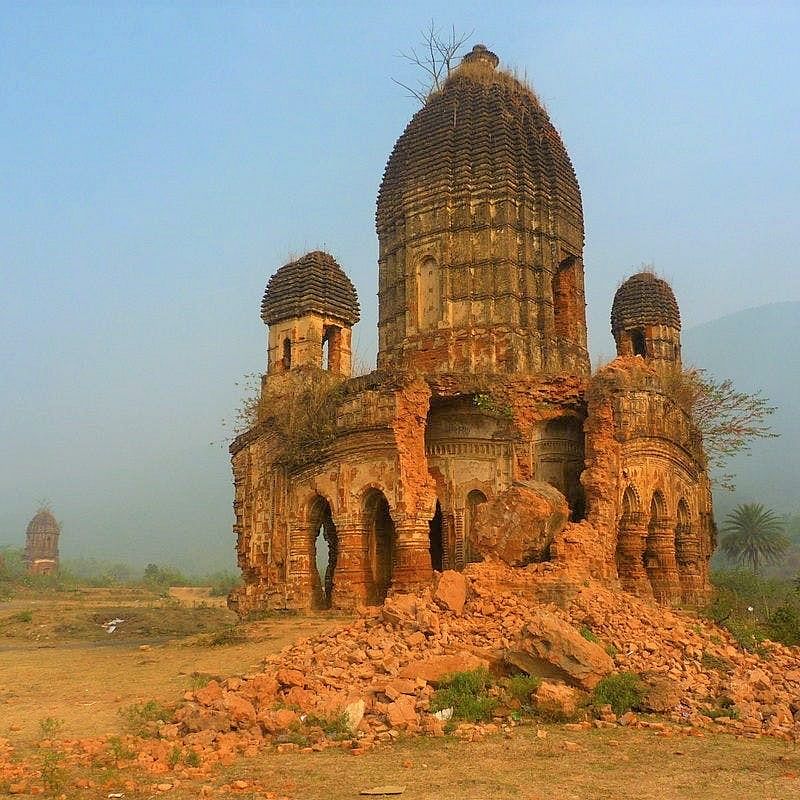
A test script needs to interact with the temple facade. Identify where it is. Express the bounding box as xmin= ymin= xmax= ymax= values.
xmin=229 ymin=45 xmax=714 ymax=614
xmin=24 ymin=507 xmax=60 ymax=575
